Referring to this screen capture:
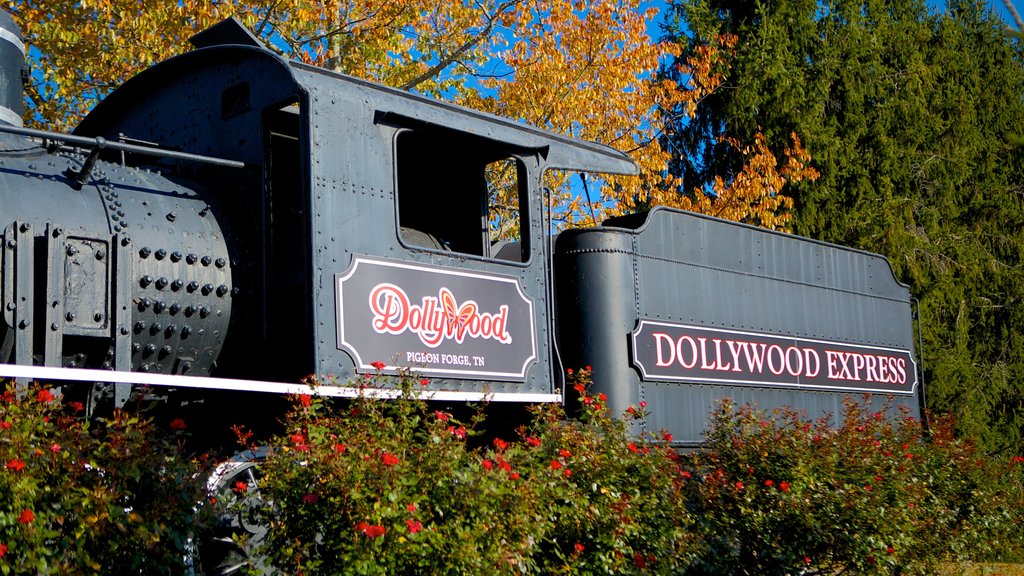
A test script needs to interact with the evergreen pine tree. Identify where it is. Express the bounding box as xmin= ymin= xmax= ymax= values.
xmin=662 ymin=0 xmax=1024 ymax=454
